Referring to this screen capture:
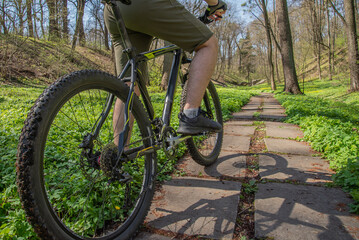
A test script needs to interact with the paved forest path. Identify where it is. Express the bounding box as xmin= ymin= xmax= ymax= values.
xmin=136 ymin=93 xmax=359 ymax=240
